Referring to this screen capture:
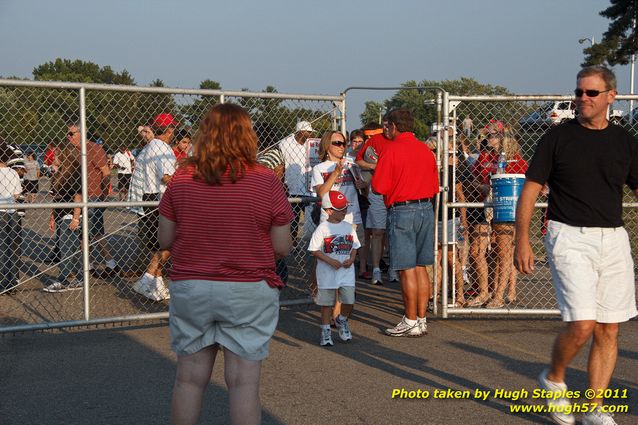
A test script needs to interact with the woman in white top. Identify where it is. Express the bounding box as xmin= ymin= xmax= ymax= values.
xmin=311 ymin=131 xmax=364 ymax=225
xmin=0 ymin=141 xmax=23 ymax=293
